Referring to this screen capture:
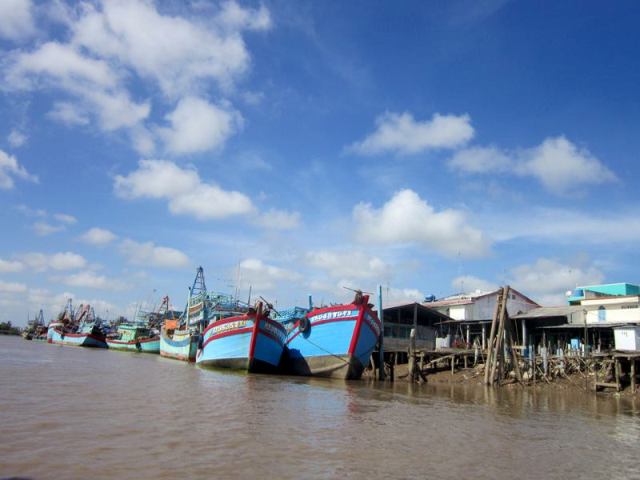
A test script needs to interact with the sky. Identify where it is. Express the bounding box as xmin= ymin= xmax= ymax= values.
xmin=1 ymin=0 xmax=640 ymax=325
